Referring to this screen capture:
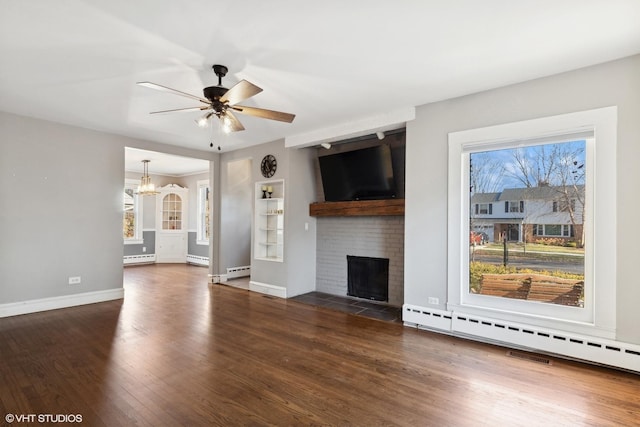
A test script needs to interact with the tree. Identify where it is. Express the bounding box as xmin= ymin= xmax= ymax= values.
xmin=469 ymin=153 xmax=506 ymax=261
xmin=507 ymin=144 xmax=562 ymax=188
xmin=508 ymin=141 xmax=586 ymax=247
xmin=470 ymin=152 xmax=505 ymax=193
xmin=549 ymin=144 xmax=586 ymax=247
